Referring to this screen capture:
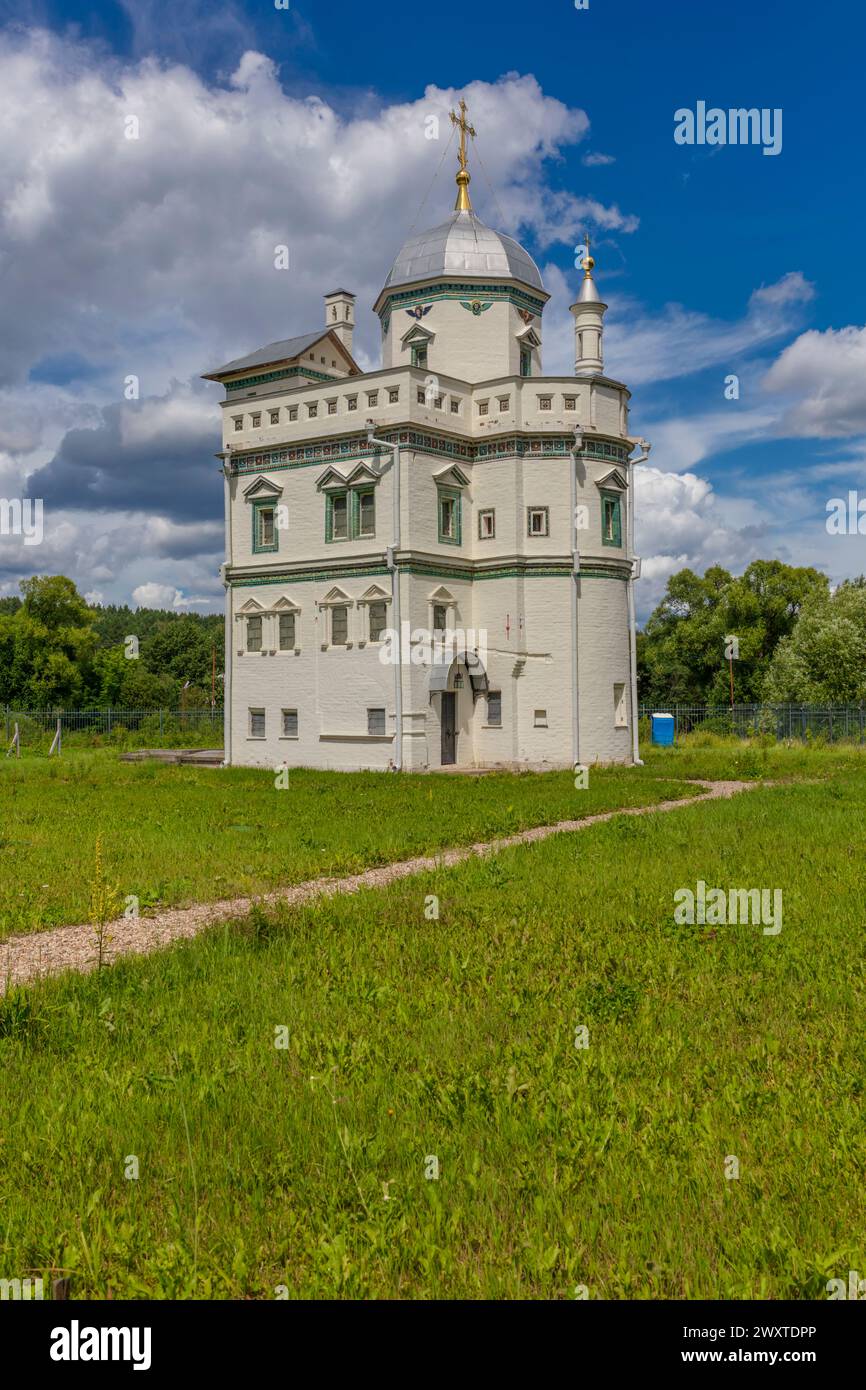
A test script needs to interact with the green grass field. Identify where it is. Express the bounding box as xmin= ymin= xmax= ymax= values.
xmin=0 ymin=750 xmax=700 ymax=938
xmin=1 ymin=741 xmax=863 ymax=1299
